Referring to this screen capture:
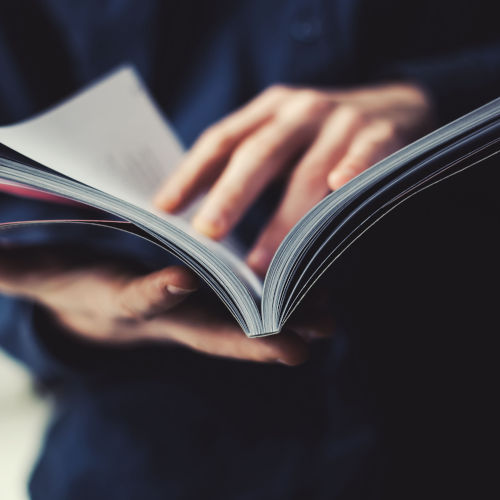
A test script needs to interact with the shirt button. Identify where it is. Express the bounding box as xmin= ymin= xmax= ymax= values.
xmin=289 ymin=16 xmax=322 ymax=43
